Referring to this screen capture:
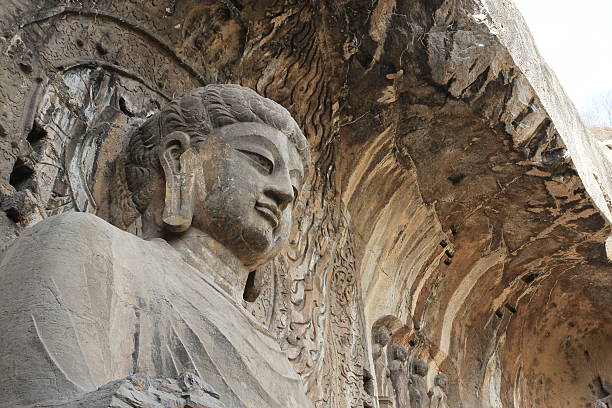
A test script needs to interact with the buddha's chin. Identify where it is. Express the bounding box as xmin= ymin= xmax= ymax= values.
xmin=238 ymin=228 xmax=290 ymax=269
